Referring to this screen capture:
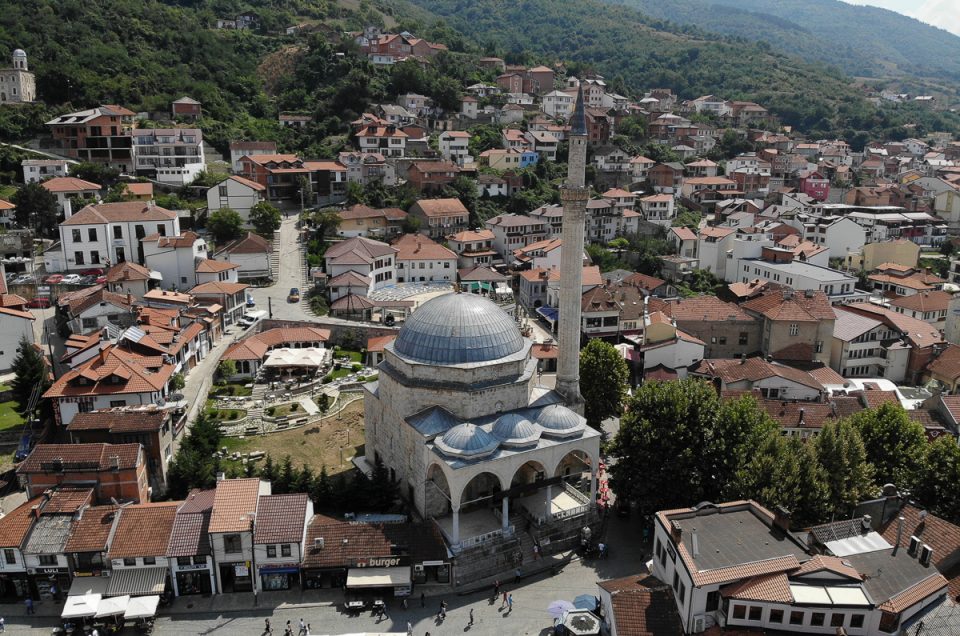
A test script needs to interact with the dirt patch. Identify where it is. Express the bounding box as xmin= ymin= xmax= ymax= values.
xmin=258 ymin=45 xmax=305 ymax=95
xmin=224 ymin=398 xmax=365 ymax=476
